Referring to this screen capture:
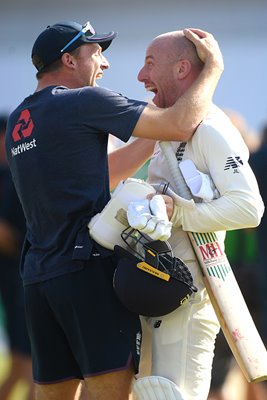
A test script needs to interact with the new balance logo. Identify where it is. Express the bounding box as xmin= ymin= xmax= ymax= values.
xmin=224 ymin=156 xmax=244 ymax=172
